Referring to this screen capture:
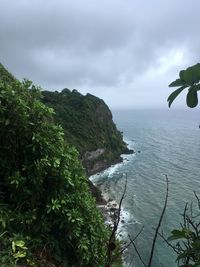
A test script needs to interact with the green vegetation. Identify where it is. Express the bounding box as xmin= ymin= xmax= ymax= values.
xmin=168 ymin=64 xmax=200 ymax=266
xmin=0 ymin=63 xmax=16 ymax=83
xmin=42 ymin=89 xmax=128 ymax=168
xmin=168 ymin=63 xmax=200 ymax=108
xmin=168 ymin=198 xmax=200 ymax=266
xmin=0 ymin=77 xmax=109 ymax=266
